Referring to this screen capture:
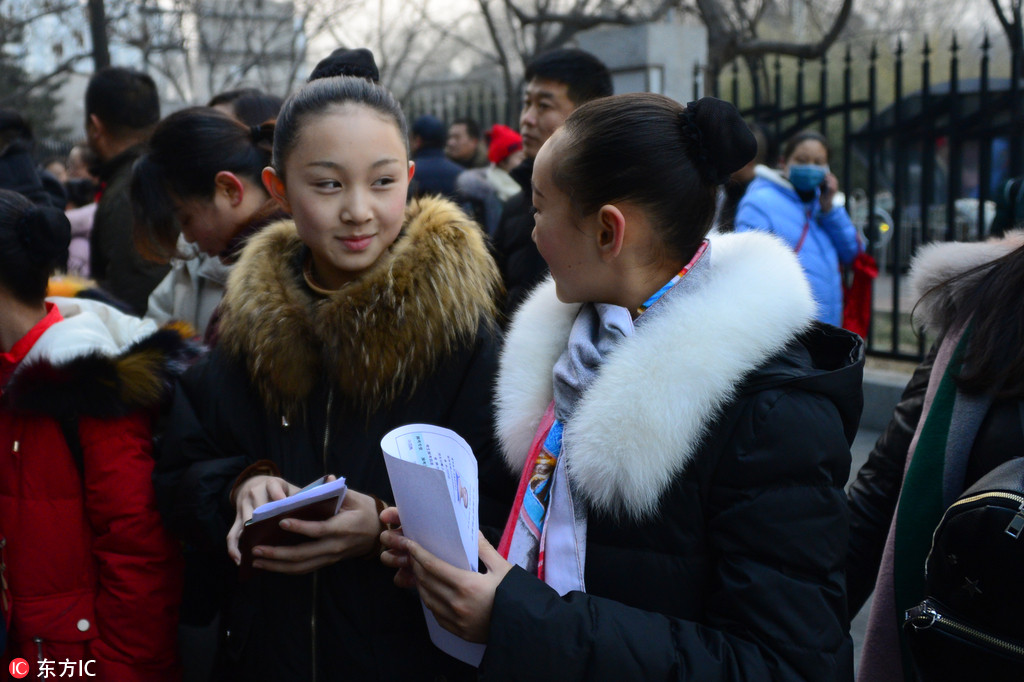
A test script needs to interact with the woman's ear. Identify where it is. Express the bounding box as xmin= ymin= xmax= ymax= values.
xmin=262 ymin=167 xmax=290 ymax=213
xmin=596 ymin=204 xmax=626 ymax=261
xmin=215 ymin=171 xmax=246 ymax=207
